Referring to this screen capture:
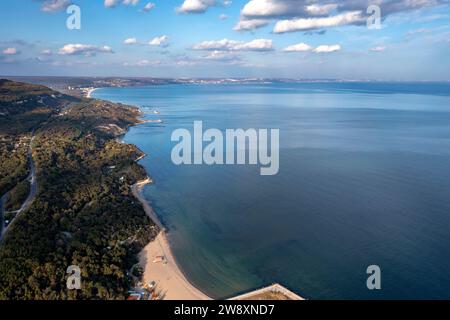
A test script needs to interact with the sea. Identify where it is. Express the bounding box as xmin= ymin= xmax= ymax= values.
xmin=93 ymin=82 xmax=450 ymax=299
